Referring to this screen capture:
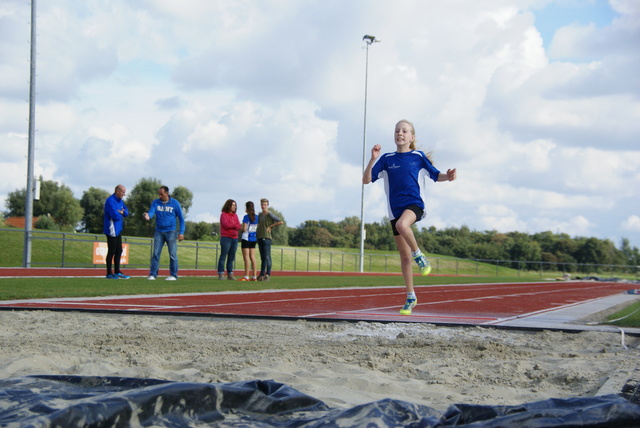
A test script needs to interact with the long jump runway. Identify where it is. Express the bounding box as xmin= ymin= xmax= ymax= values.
xmin=2 ymin=279 xmax=639 ymax=333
